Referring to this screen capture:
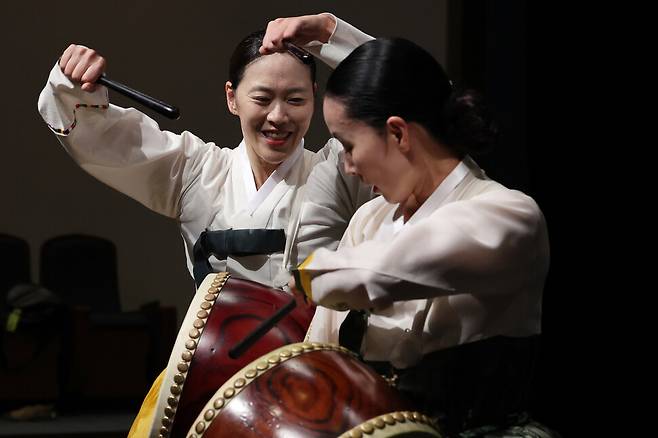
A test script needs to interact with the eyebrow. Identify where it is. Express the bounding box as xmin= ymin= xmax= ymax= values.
xmin=248 ymin=86 xmax=310 ymax=94
xmin=332 ymin=133 xmax=352 ymax=148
